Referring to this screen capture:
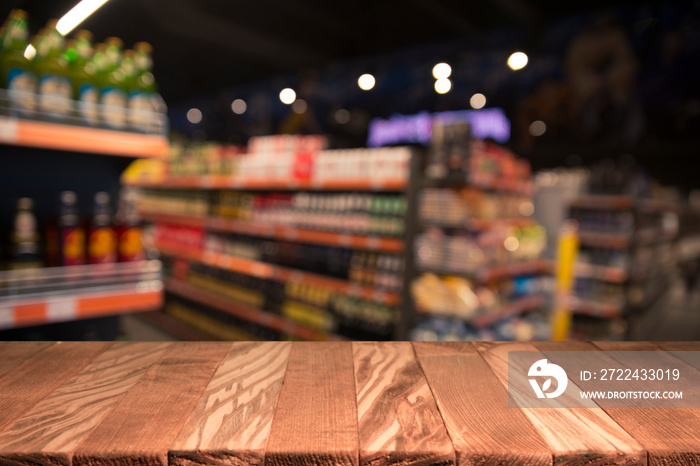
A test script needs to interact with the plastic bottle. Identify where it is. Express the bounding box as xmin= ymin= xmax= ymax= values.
xmin=35 ymin=20 xmax=73 ymax=121
xmin=98 ymin=37 xmax=127 ymax=129
xmin=1 ymin=10 xmax=36 ymax=118
xmin=70 ymin=30 xmax=99 ymax=126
